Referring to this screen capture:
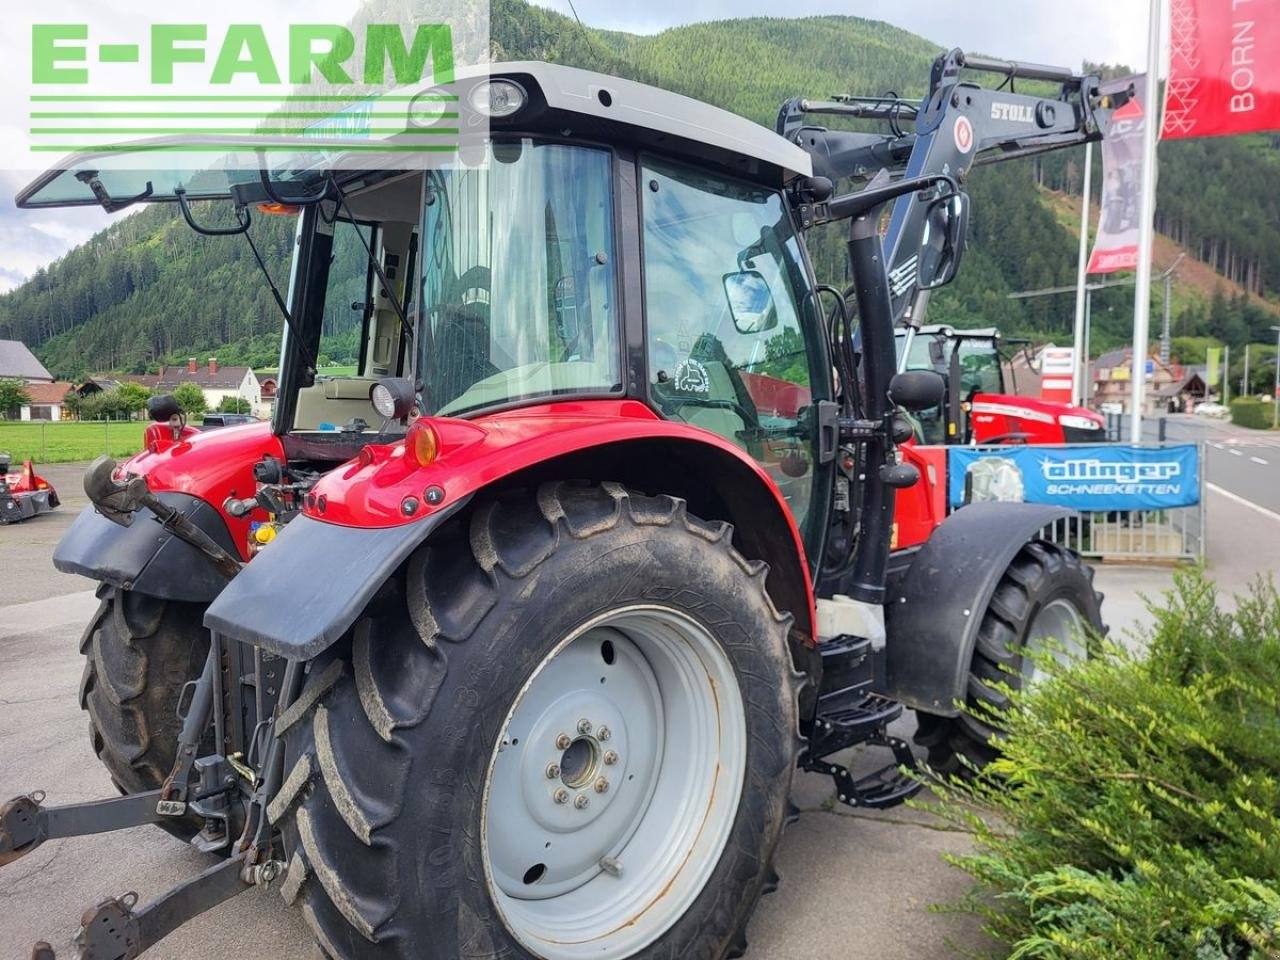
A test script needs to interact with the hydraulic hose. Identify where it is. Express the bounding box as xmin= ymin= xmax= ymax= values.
xmin=844 ymin=209 xmax=897 ymax=605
